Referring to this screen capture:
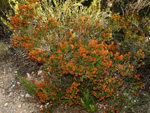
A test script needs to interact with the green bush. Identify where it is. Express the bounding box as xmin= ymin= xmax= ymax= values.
xmin=9 ymin=0 xmax=149 ymax=112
